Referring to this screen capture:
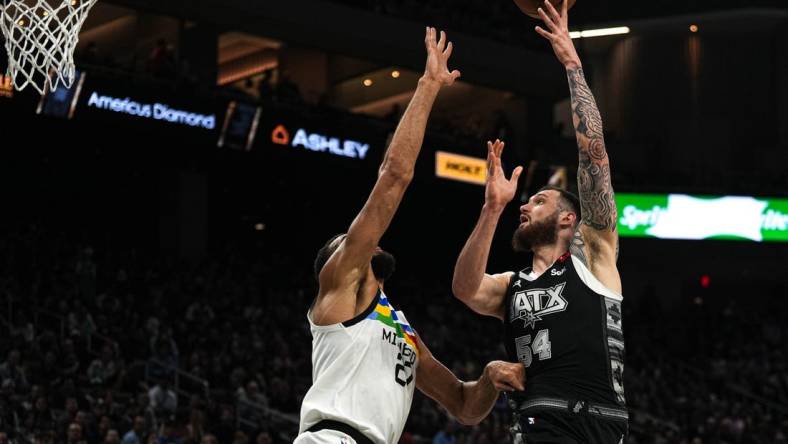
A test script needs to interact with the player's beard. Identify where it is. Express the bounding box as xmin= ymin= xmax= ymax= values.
xmin=371 ymin=250 xmax=396 ymax=282
xmin=512 ymin=210 xmax=559 ymax=252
